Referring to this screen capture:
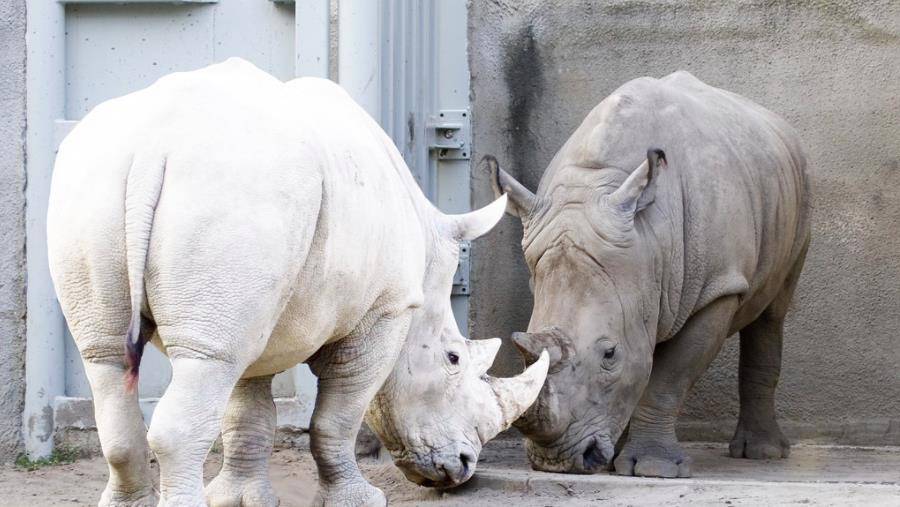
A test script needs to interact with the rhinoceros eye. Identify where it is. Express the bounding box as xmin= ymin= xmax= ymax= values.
xmin=448 ymin=352 xmax=460 ymax=365
xmin=603 ymin=346 xmax=616 ymax=360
